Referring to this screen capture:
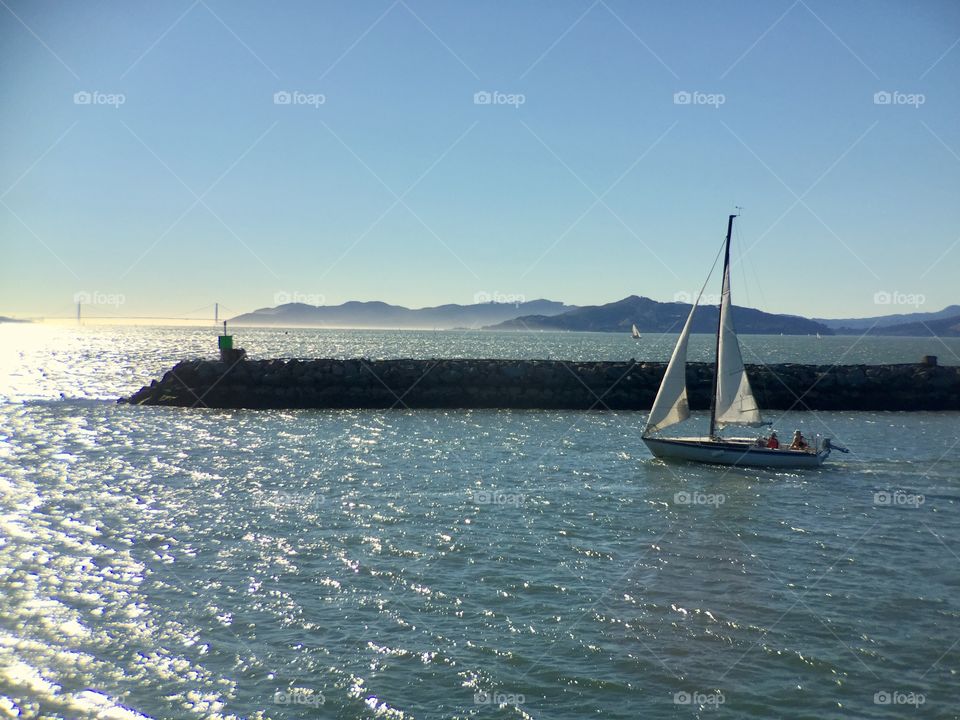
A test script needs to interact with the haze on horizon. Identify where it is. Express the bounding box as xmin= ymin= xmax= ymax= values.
xmin=1 ymin=0 xmax=958 ymax=322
